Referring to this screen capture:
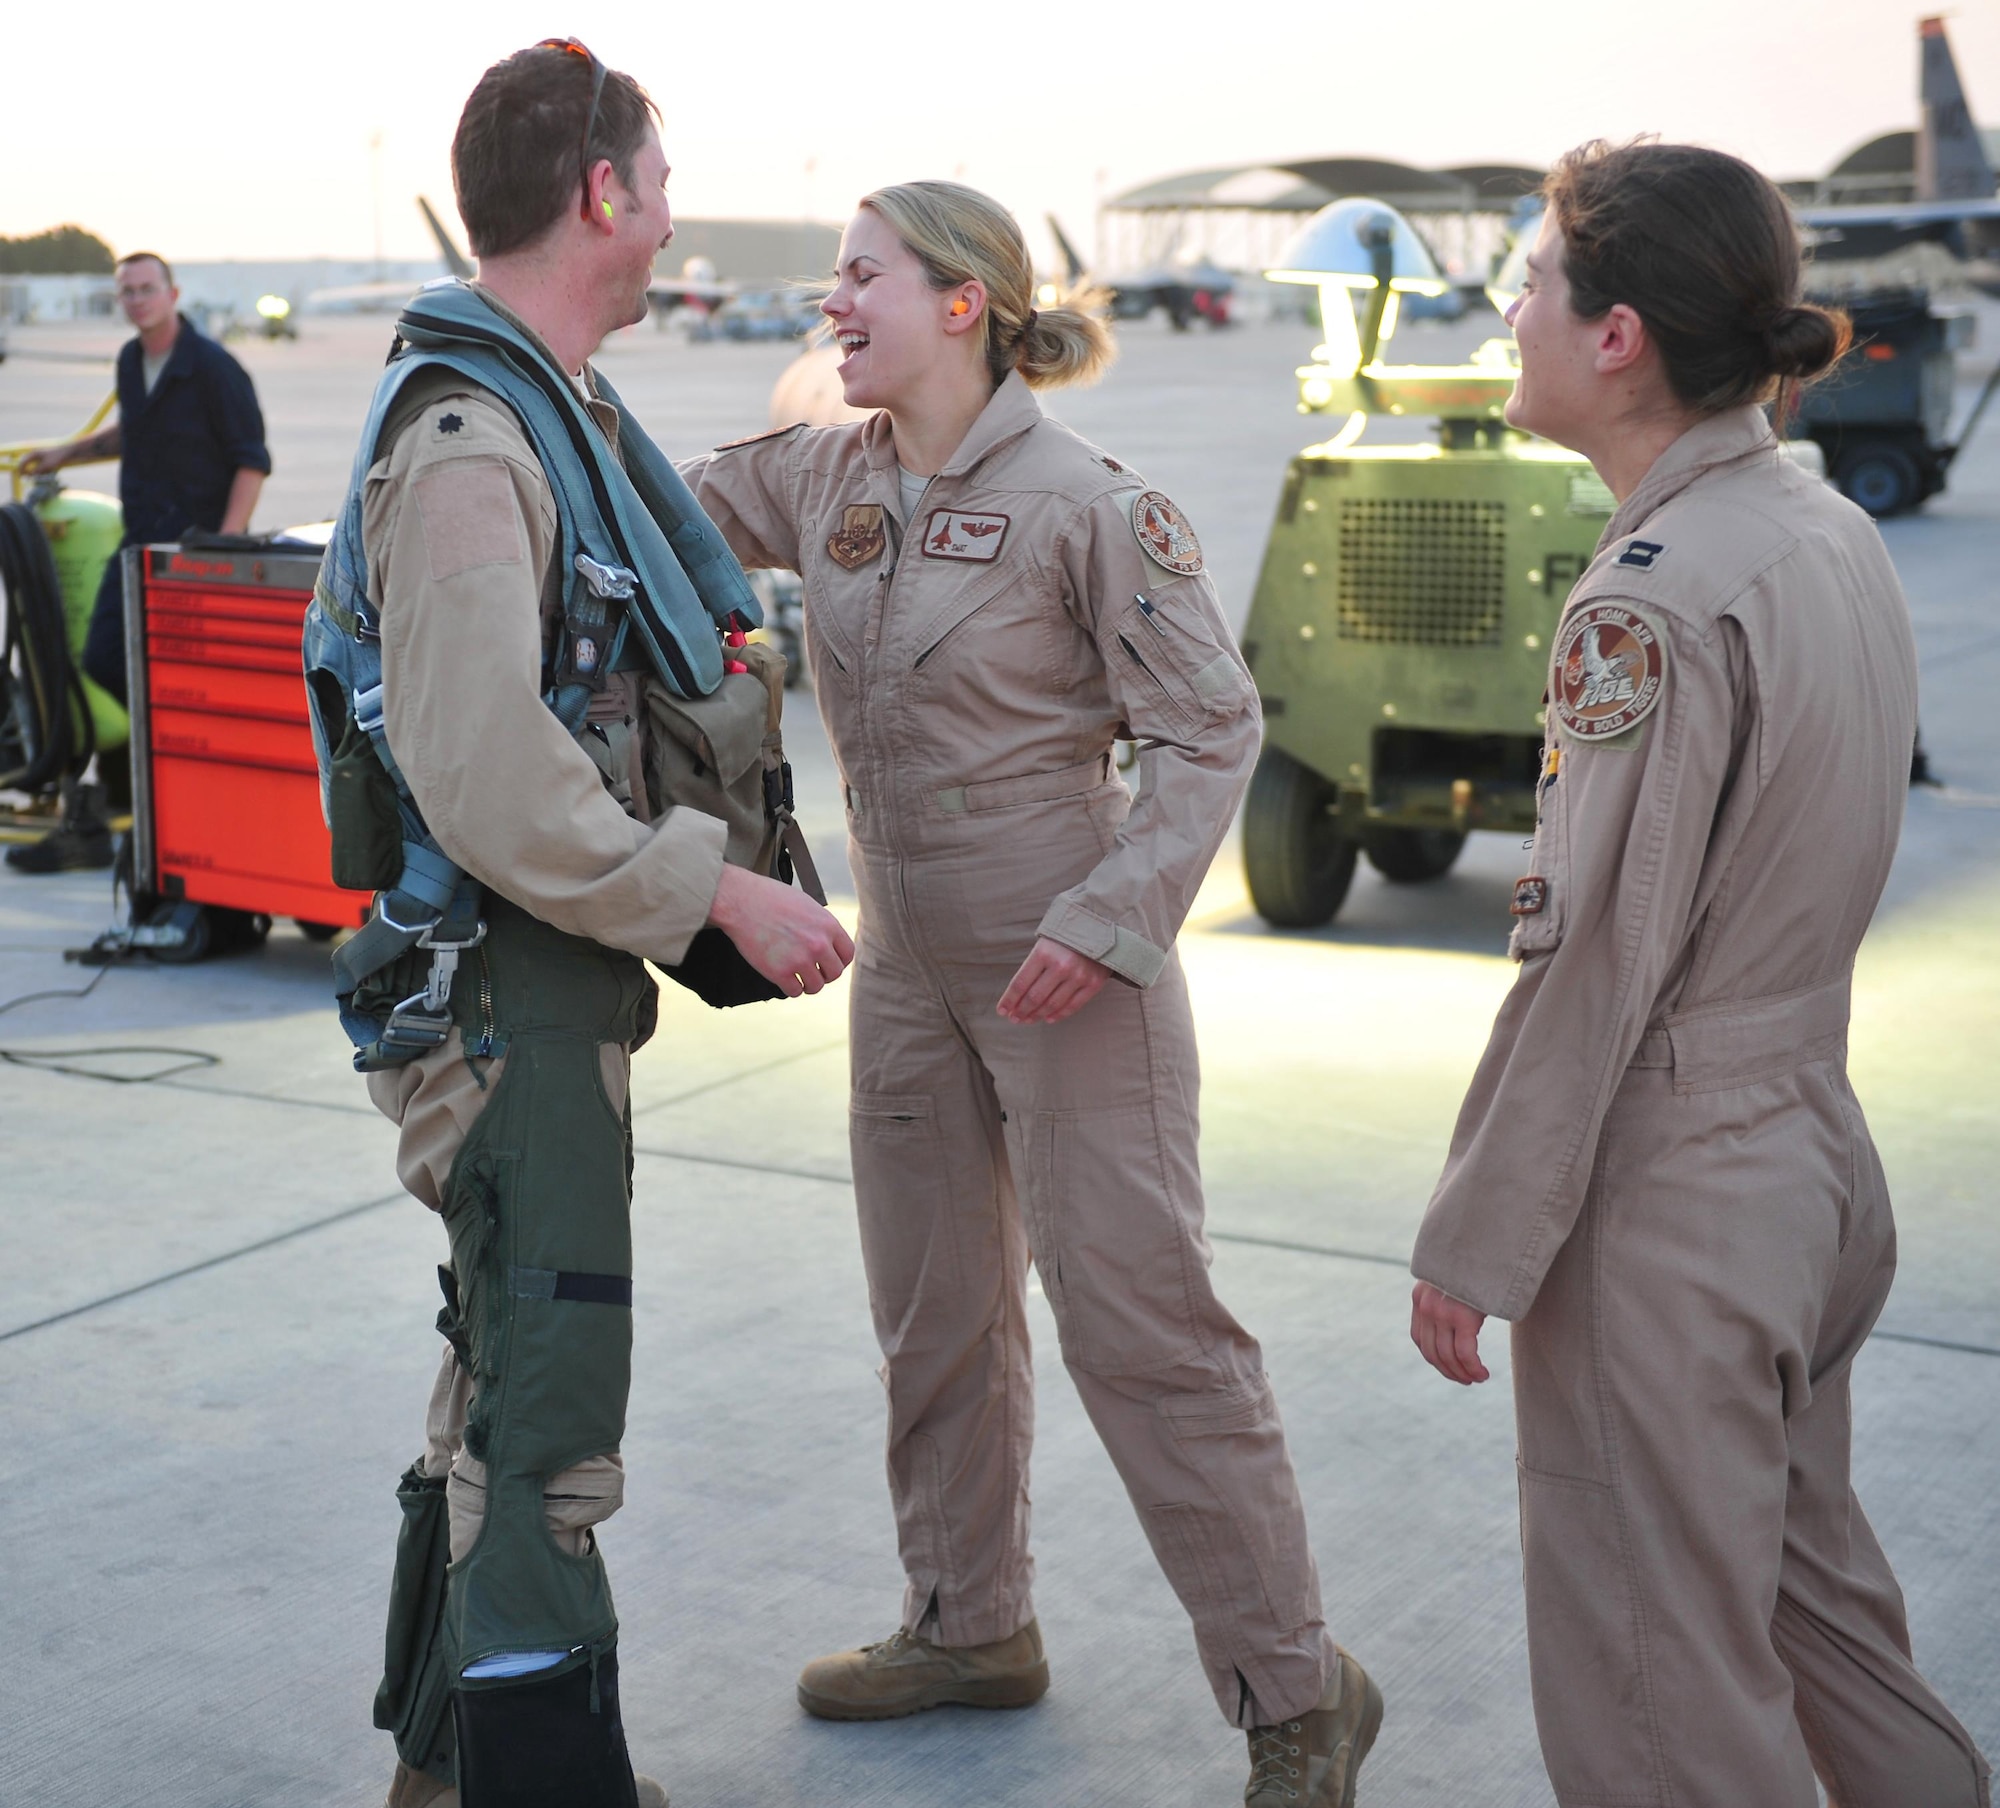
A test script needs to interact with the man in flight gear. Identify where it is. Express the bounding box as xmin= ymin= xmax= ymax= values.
xmin=319 ymin=45 xmax=852 ymax=1808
